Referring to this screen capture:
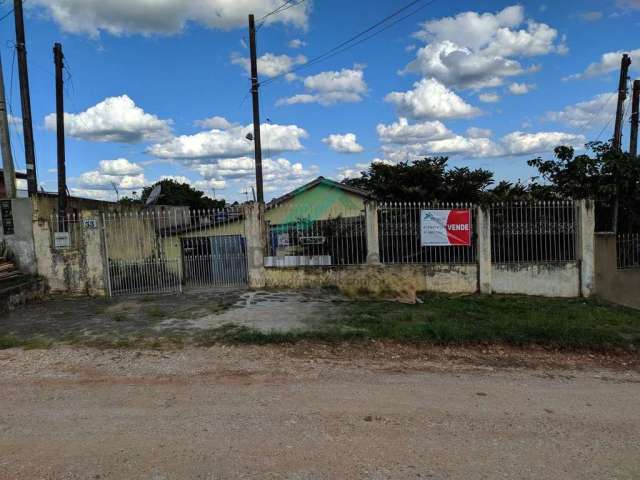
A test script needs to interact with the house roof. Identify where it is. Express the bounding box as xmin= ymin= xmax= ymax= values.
xmin=268 ymin=176 xmax=373 ymax=207
xmin=0 ymin=169 xmax=28 ymax=180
